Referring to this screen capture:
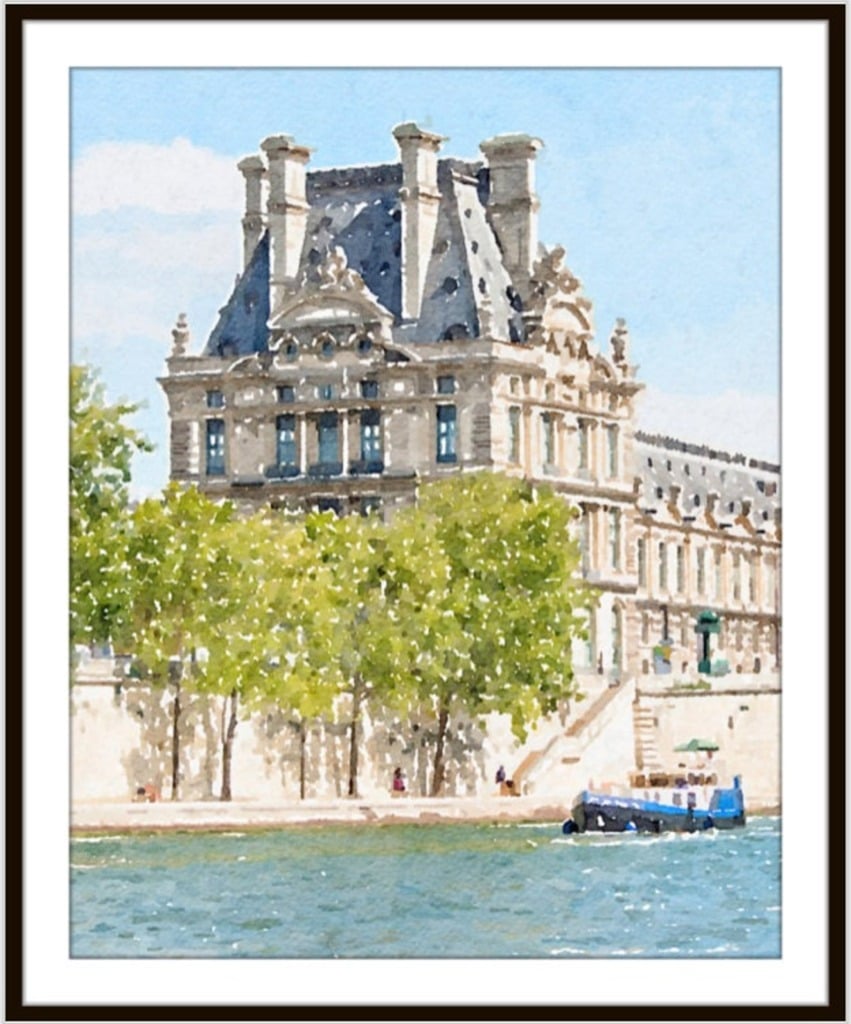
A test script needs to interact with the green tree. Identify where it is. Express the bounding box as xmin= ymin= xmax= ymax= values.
xmin=297 ymin=510 xmax=393 ymax=798
xmin=390 ymin=473 xmax=594 ymax=796
xmin=262 ymin=515 xmax=353 ymax=799
xmin=69 ymin=364 xmax=152 ymax=647
xmin=197 ymin=509 xmax=309 ymax=801
xmin=126 ymin=484 xmax=236 ymax=800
